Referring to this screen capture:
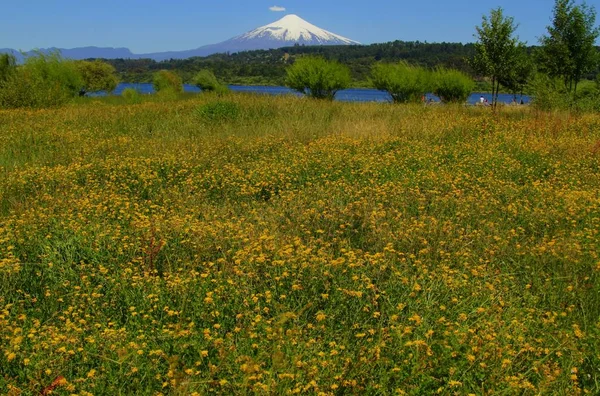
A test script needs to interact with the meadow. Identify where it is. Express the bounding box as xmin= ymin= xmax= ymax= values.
xmin=0 ymin=93 xmax=599 ymax=395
